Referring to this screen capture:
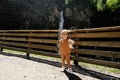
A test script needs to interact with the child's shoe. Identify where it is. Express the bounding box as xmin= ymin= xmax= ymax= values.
xmin=60 ymin=67 xmax=65 ymax=72
xmin=67 ymin=68 xmax=73 ymax=74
